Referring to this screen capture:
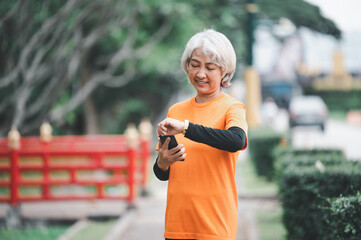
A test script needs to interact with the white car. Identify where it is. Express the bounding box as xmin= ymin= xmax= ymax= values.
xmin=288 ymin=95 xmax=328 ymax=131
